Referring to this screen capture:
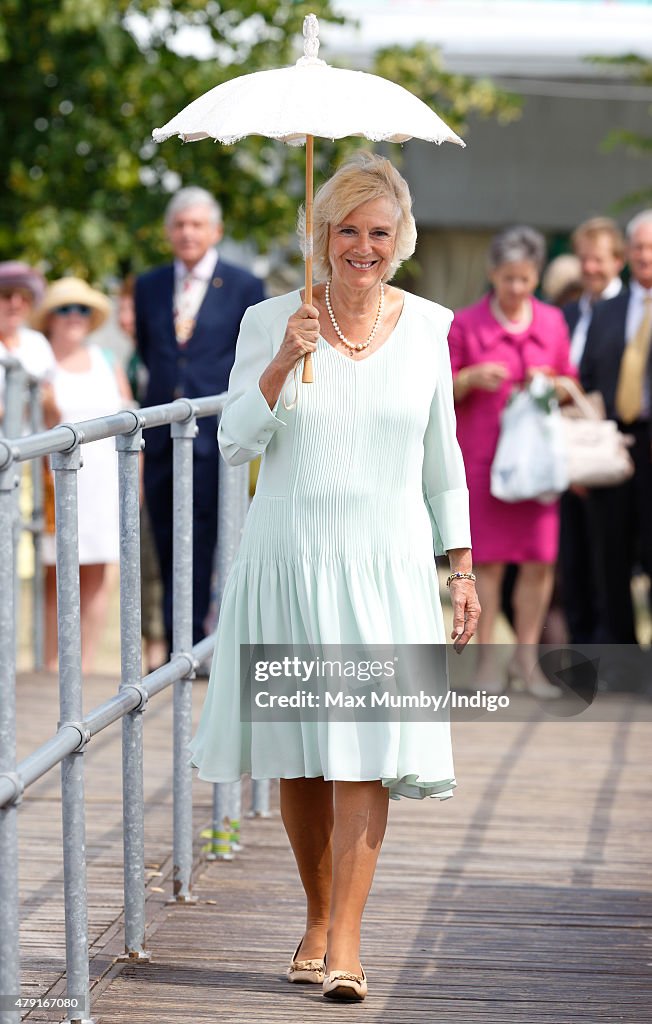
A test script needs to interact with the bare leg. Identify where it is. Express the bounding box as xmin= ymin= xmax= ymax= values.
xmin=327 ymin=780 xmax=389 ymax=975
xmin=513 ymin=561 xmax=555 ymax=650
xmin=475 ymin=562 xmax=506 ymax=644
xmin=473 ymin=562 xmax=505 ymax=688
xmin=280 ymin=777 xmax=333 ymax=960
xmin=145 ymin=638 xmax=167 ymax=672
xmin=44 ymin=565 xmax=58 ymax=671
xmin=79 ymin=563 xmax=112 ymax=674
xmin=510 ymin=562 xmax=559 ymax=695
